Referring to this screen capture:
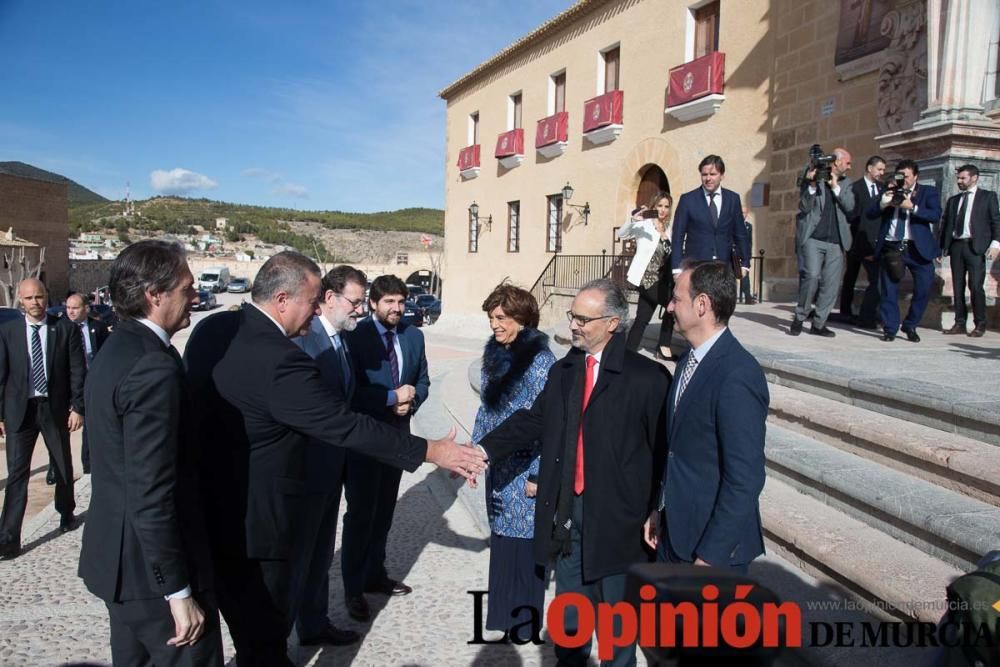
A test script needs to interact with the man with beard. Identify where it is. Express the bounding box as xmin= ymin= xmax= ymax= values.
xmin=341 ymin=274 xmax=429 ymax=621
xmin=288 ymin=265 xmax=367 ymax=647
